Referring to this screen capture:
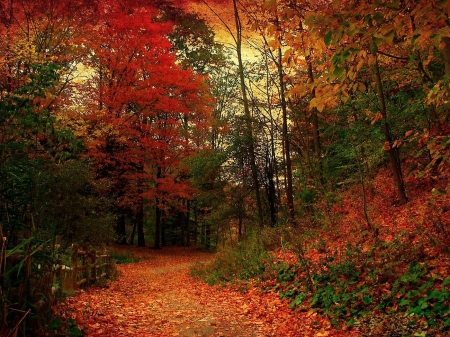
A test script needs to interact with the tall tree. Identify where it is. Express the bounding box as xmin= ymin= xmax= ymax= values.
xmin=83 ymin=0 xmax=212 ymax=247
